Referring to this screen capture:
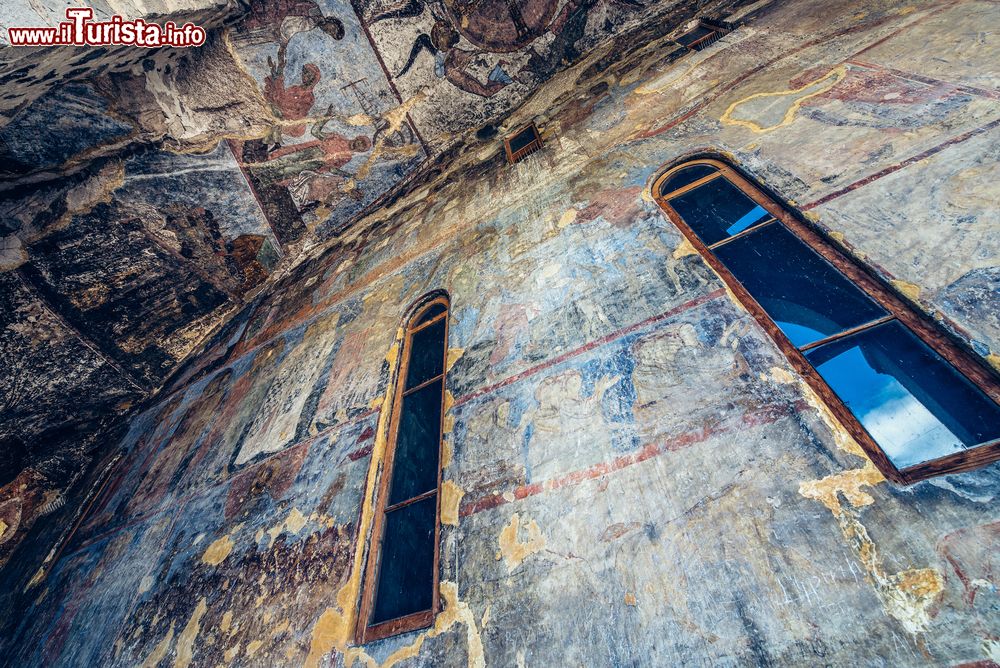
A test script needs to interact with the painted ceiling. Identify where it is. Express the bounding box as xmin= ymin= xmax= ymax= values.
xmin=0 ymin=0 xmax=753 ymax=576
